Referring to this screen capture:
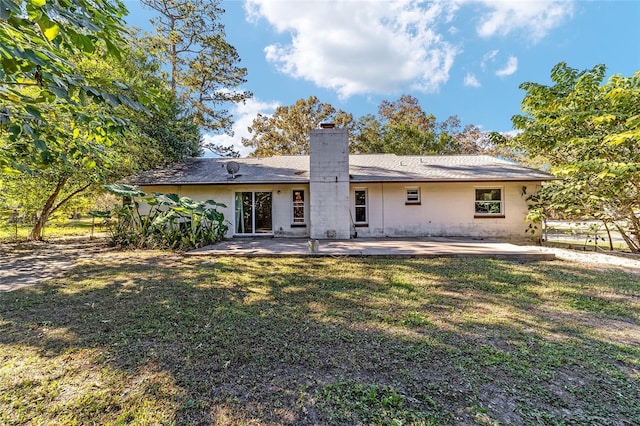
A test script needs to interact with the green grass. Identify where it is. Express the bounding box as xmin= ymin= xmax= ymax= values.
xmin=1 ymin=253 xmax=638 ymax=425
xmin=0 ymin=217 xmax=104 ymax=241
